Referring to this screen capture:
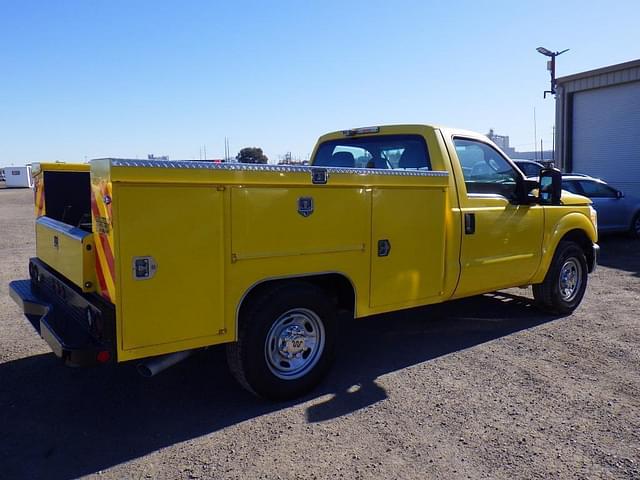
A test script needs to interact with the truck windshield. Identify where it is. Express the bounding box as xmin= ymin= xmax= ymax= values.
xmin=312 ymin=135 xmax=431 ymax=170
